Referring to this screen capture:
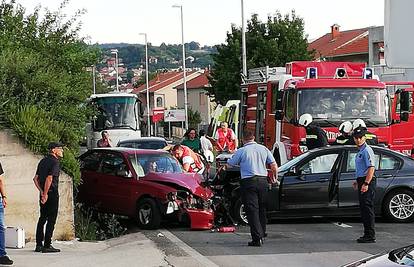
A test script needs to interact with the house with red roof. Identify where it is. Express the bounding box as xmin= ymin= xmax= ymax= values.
xmin=174 ymin=70 xmax=214 ymax=125
xmin=131 ymin=70 xmax=202 ymax=121
xmin=309 ymin=24 xmax=369 ymax=63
